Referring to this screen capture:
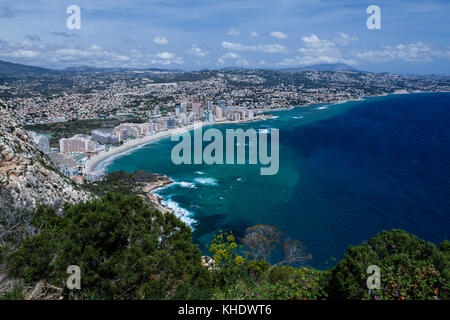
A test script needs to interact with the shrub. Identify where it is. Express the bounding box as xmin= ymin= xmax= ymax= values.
xmin=259 ymin=266 xmax=328 ymax=300
xmin=6 ymin=193 xmax=212 ymax=299
xmin=328 ymin=229 xmax=450 ymax=300
xmin=208 ymin=231 xmax=246 ymax=287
